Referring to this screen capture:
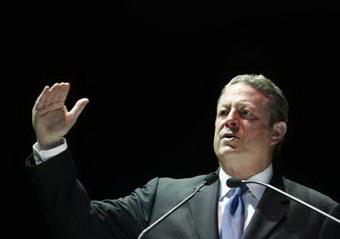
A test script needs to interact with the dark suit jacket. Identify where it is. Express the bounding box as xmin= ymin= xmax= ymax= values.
xmin=28 ymin=150 xmax=339 ymax=239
